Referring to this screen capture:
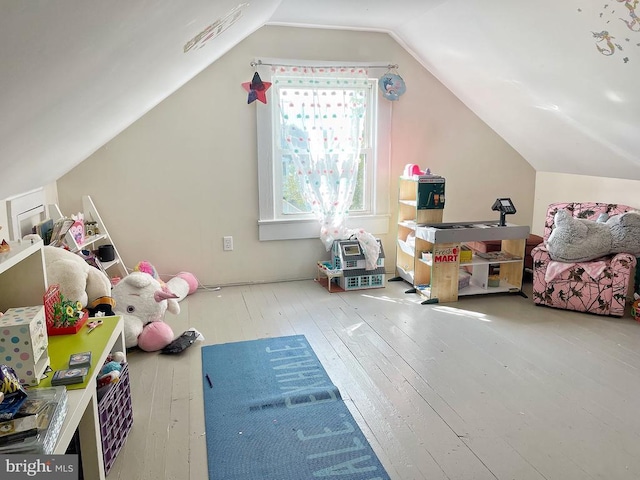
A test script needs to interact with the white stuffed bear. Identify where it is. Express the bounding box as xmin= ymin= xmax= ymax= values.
xmin=111 ymin=271 xmax=197 ymax=352
xmin=43 ymin=245 xmax=112 ymax=307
